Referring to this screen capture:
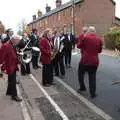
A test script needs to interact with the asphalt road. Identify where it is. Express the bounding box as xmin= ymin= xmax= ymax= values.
xmin=62 ymin=52 xmax=120 ymax=120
